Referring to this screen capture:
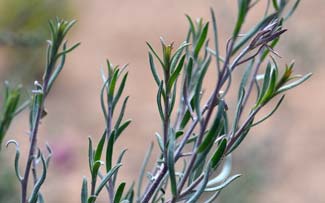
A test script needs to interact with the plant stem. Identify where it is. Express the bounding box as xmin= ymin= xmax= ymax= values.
xmin=21 ymin=81 xmax=49 ymax=203
xmin=140 ymin=163 xmax=168 ymax=203
xmin=242 ymin=54 xmax=263 ymax=108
